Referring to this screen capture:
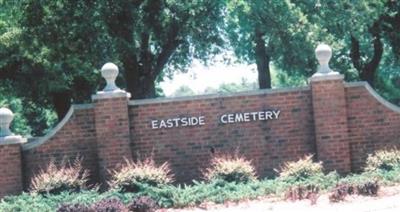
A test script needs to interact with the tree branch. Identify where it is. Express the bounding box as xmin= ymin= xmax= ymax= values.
xmin=350 ymin=35 xmax=363 ymax=73
xmin=152 ymin=21 xmax=182 ymax=78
